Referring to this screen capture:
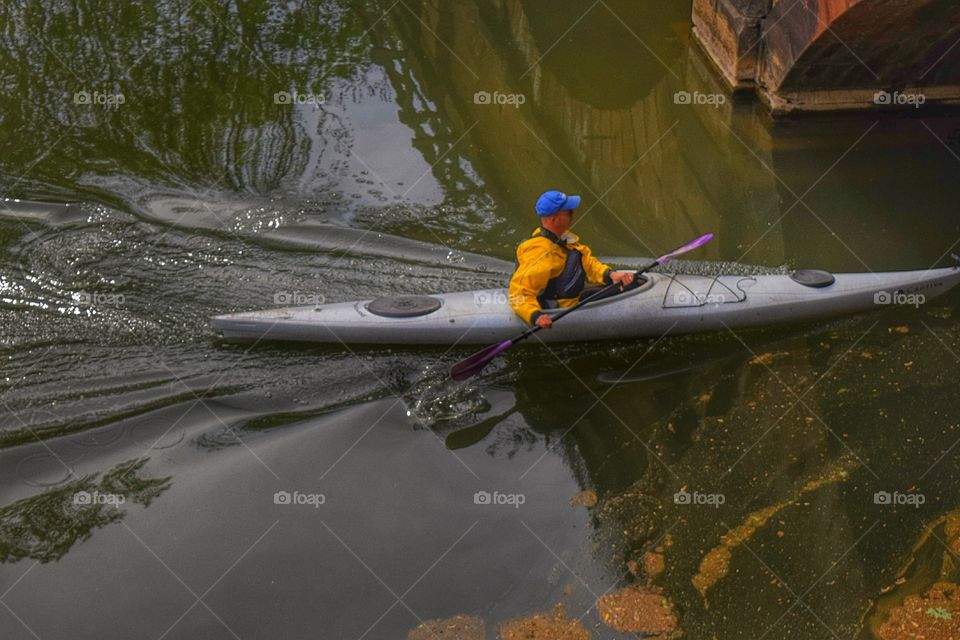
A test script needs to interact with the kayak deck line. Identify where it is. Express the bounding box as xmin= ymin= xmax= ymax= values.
xmin=211 ymin=264 xmax=960 ymax=345
xmin=659 ymin=273 xmax=751 ymax=308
